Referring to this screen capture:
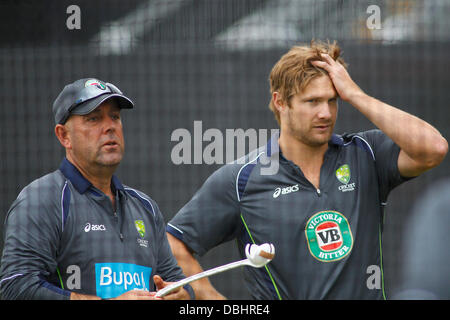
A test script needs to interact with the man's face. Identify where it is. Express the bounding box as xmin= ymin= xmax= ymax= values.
xmin=65 ymin=100 xmax=125 ymax=170
xmin=283 ymin=75 xmax=338 ymax=147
